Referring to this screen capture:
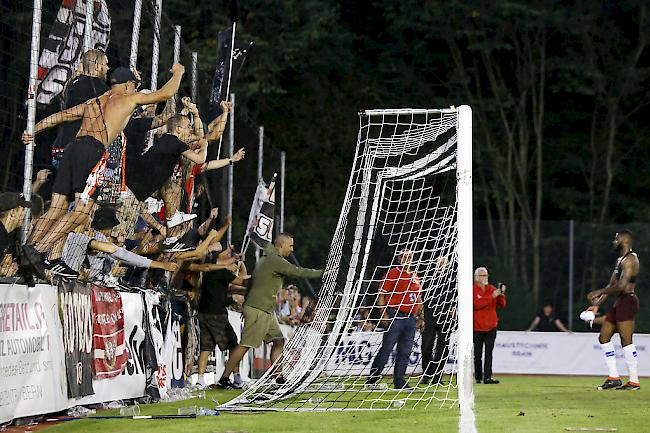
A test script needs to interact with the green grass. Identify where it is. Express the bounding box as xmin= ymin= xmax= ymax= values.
xmin=41 ymin=376 xmax=648 ymax=433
